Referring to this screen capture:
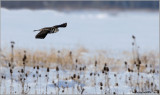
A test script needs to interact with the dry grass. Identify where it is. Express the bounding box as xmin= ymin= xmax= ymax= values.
xmin=0 ymin=46 xmax=159 ymax=72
